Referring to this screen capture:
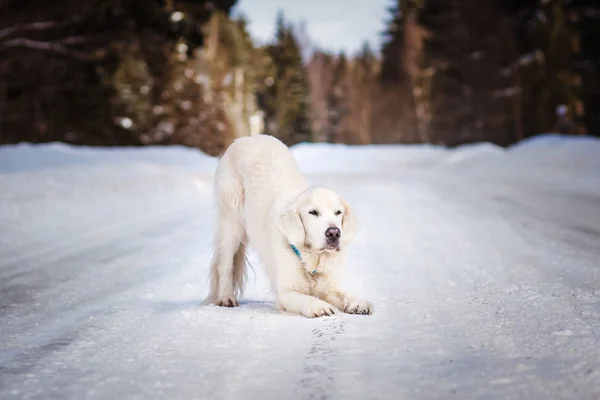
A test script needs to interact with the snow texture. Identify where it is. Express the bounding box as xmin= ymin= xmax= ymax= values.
xmin=1 ymin=134 xmax=600 ymax=399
